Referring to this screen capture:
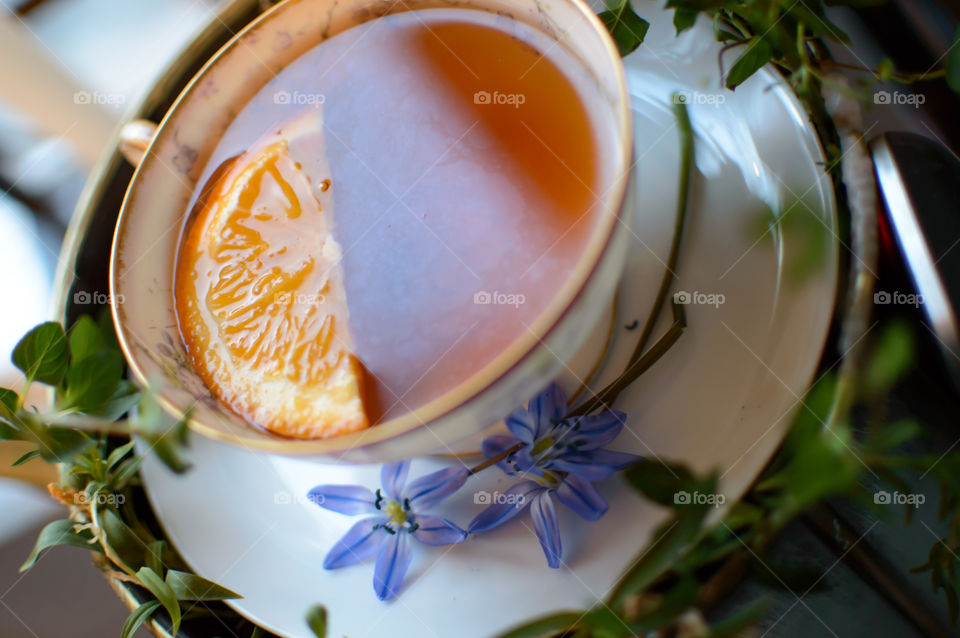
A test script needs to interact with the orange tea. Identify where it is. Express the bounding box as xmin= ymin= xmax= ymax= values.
xmin=175 ymin=9 xmax=618 ymax=438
